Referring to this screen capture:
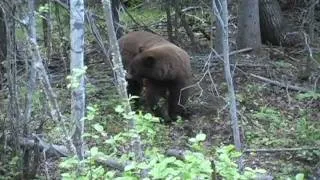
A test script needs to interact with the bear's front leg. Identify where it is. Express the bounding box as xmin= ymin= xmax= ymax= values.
xmin=168 ymin=83 xmax=189 ymax=122
xmin=144 ymin=80 xmax=170 ymax=121
xmin=127 ymin=79 xmax=143 ymax=109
